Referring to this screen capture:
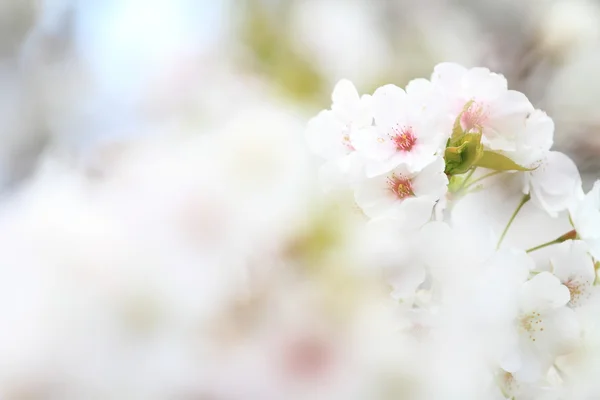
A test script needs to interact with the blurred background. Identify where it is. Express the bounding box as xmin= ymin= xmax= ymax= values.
xmin=1 ymin=0 xmax=600 ymax=191
xmin=1 ymin=1 xmax=600 ymax=398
